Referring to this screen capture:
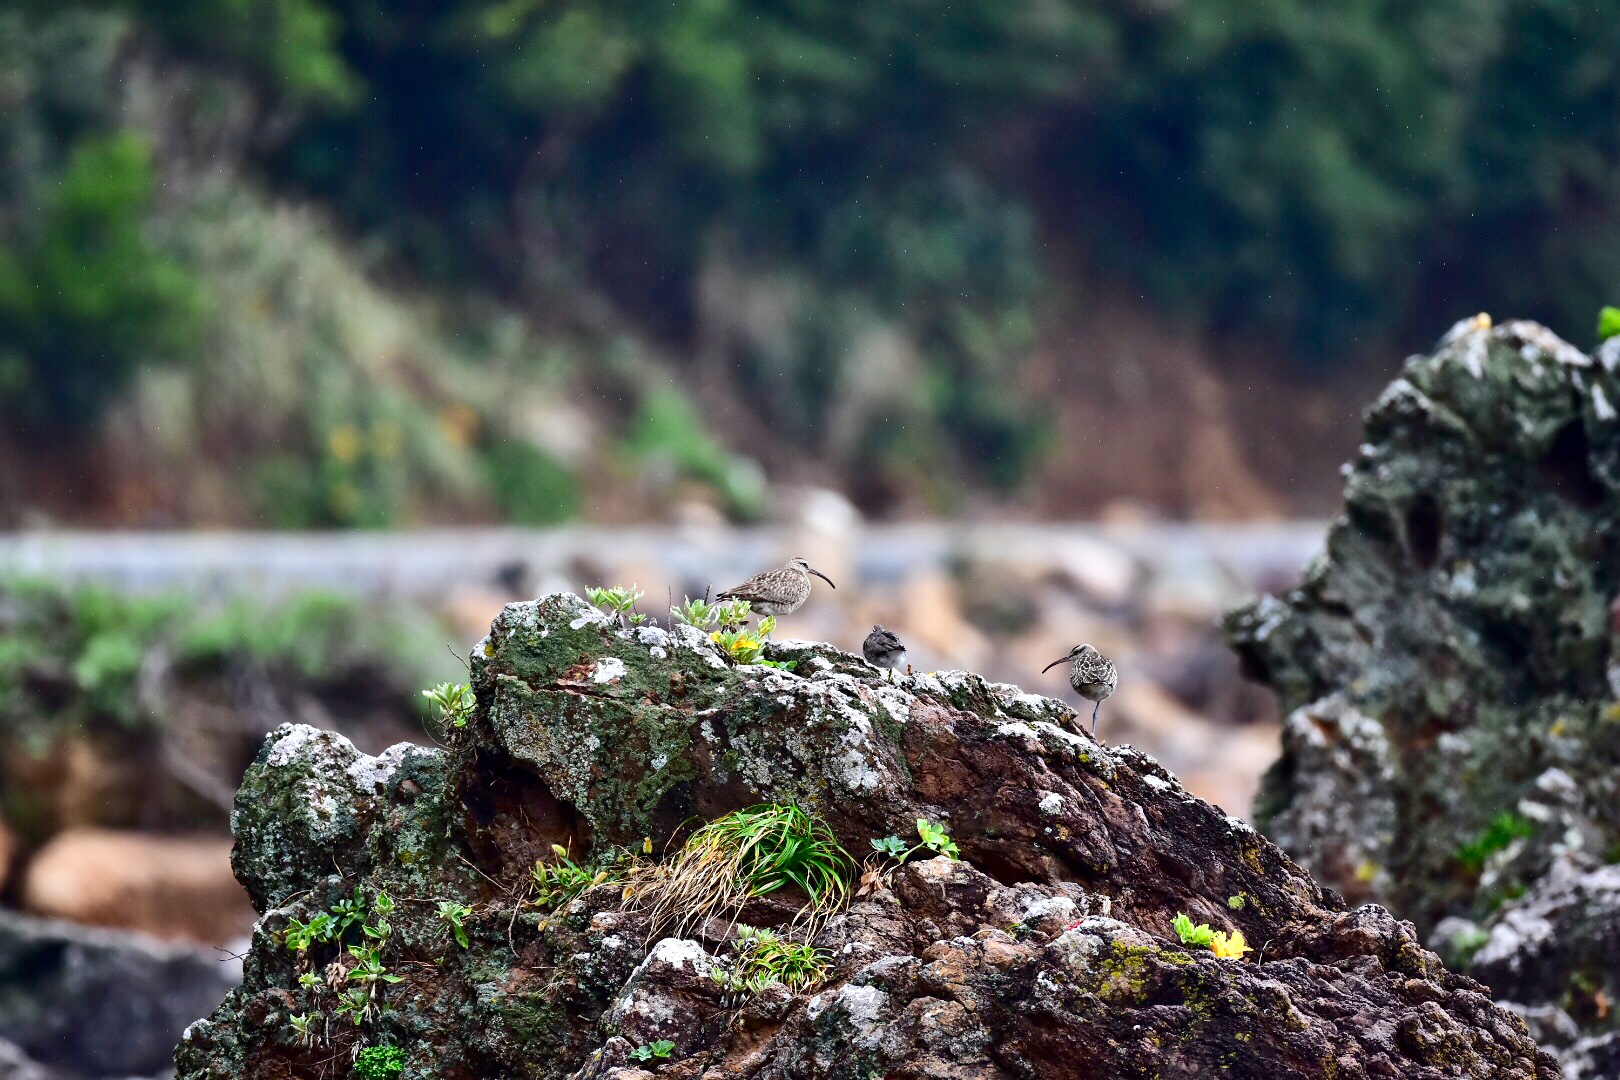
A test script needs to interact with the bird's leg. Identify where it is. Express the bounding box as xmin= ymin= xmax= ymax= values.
xmin=1091 ymin=701 xmax=1100 ymax=735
